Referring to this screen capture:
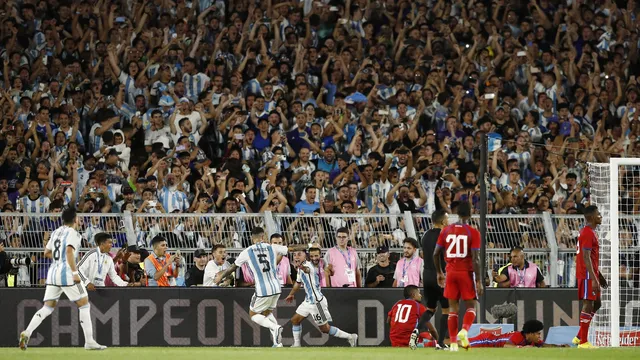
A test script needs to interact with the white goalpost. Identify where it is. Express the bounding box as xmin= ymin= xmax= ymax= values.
xmin=588 ymin=158 xmax=640 ymax=347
